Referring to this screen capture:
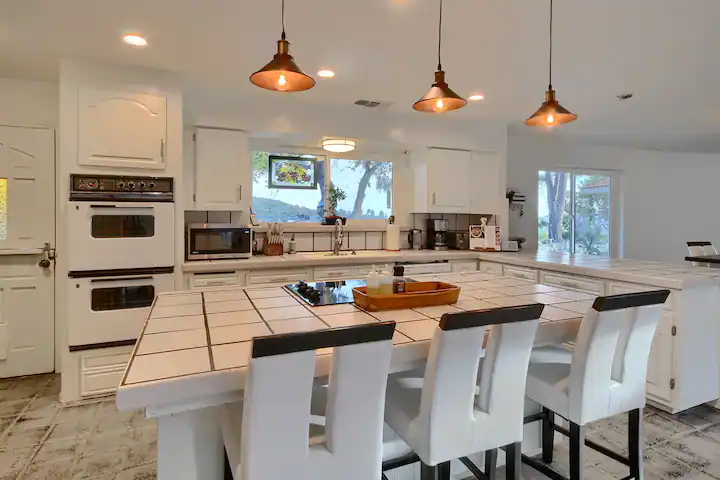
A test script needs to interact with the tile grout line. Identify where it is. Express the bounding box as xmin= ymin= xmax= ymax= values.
xmin=200 ymin=292 xmax=216 ymax=371
xmin=244 ymin=290 xmax=275 ymax=335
